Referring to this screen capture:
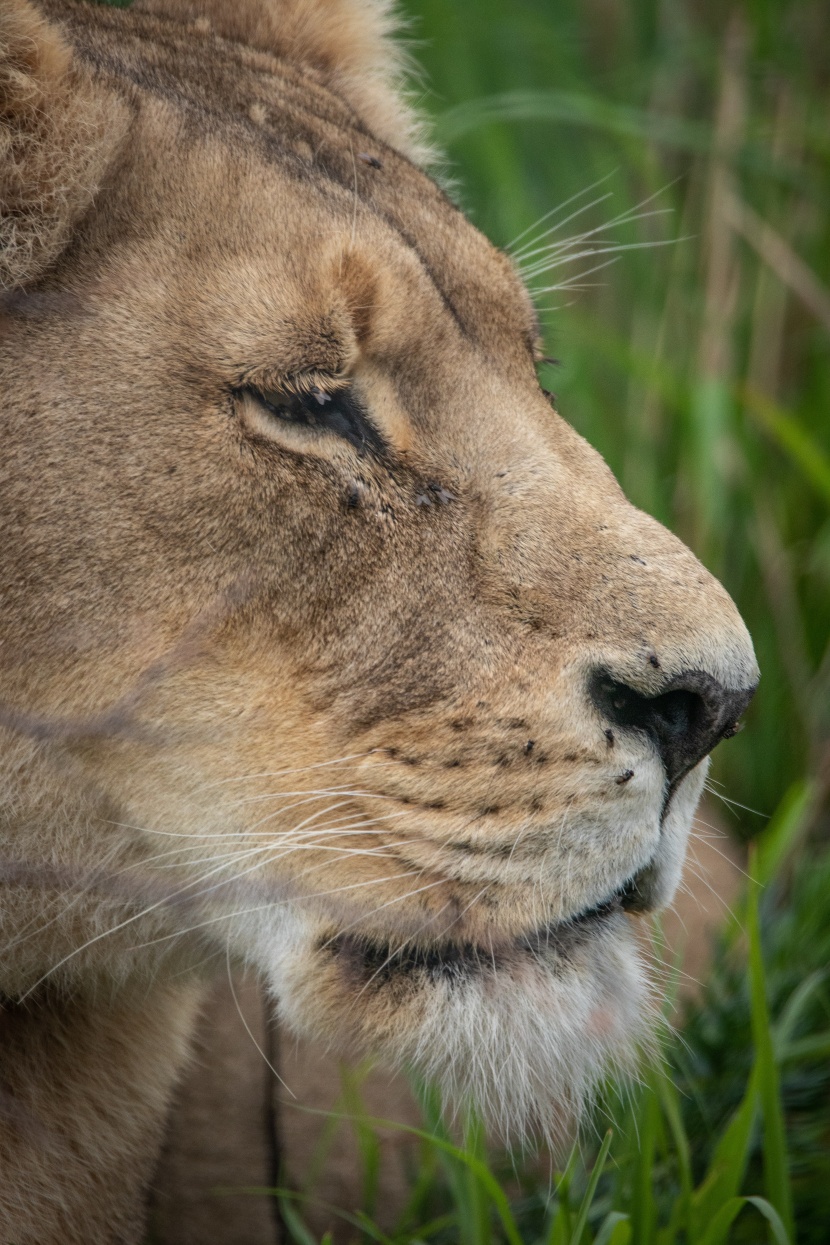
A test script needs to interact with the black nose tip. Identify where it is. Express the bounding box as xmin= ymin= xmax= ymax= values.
xmin=591 ymin=669 xmax=756 ymax=786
